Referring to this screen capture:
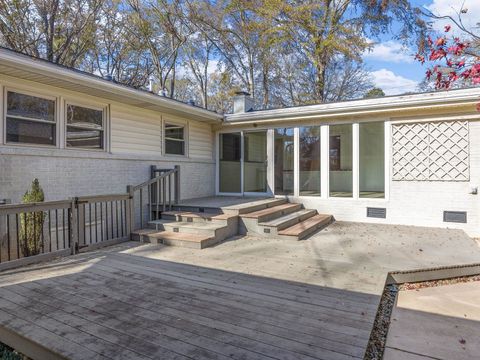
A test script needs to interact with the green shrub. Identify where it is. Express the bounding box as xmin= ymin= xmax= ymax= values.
xmin=19 ymin=179 xmax=45 ymax=257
